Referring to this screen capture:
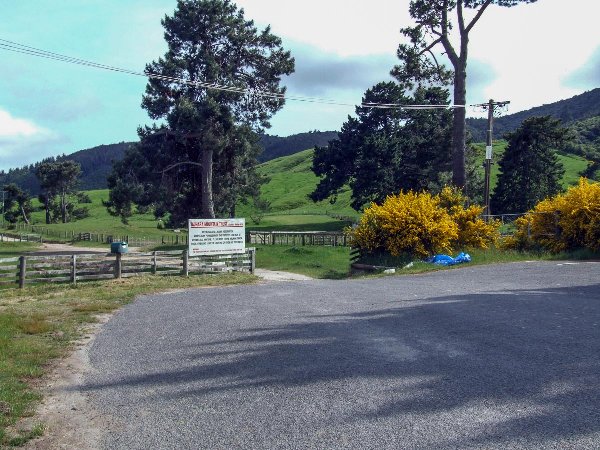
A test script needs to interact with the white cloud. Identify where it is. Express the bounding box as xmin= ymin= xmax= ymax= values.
xmin=0 ymin=109 xmax=45 ymax=138
xmin=0 ymin=108 xmax=66 ymax=170
xmin=235 ymin=0 xmax=410 ymax=57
